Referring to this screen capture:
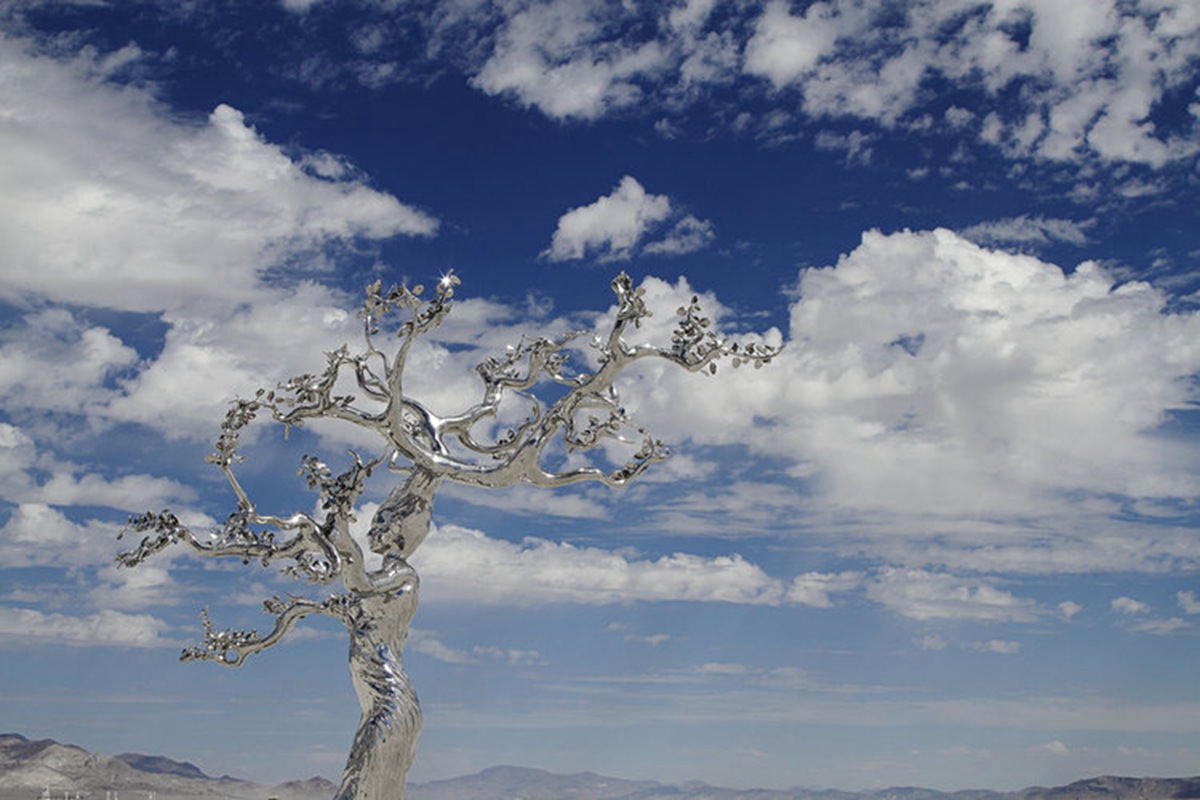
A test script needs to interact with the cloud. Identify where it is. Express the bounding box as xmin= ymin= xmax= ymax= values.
xmin=743 ymin=0 xmax=840 ymax=89
xmin=863 ymin=525 xmax=1200 ymax=577
xmin=642 ymin=480 xmax=806 ymax=538
xmin=866 ymin=568 xmax=1043 ymax=622
xmin=969 ymin=639 xmax=1022 ymax=655
xmin=1179 ymin=591 xmax=1200 ymax=615
xmin=1109 ymin=594 xmax=1193 ymax=634
xmin=543 ymin=176 xmax=715 ymax=262
xmin=460 ymin=0 xmax=1200 ymax=167
xmin=1126 ymin=617 xmax=1191 ymax=635
xmin=105 ymin=282 xmax=360 ymax=440
xmin=0 ymin=310 xmax=139 ymax=415
xmin=641 ymin=214 xmax=716 ymax=257
xmin=469 ymin=0 xmax=668 ymax=121
xmin=280 ymin=0 xmax=324 ymax=11
xmin=750 ymin=227 xmax=1200 ymax=525
xmin=1059 ymin=601 xmax=1083 ymax=622
xmin=411 ymin=628 xmax=551 ymax=666
xmin=543 ymin=175 xmax=670 ymax=262
xmin=0 ymin=503 xmax=122 ymax=569
xmin=0 ymin=32 xmax=445 ymax=447
xmin=0 ymin=606 xmax=170 ymax=647
xmin=915 ymin=634 xmax=947 ymax=651
xmin=443 ymin=482 xmax=611 ymax=521
xmin=744 ymin=0 xmax=928 ymax=125
xmin=582 ymin=274 xmax=784 ymax=453
xmin=625 ymin=632 xmax=671 ymax=646
xmin=88 ymin=563 xmax=180 ymax=611
xmin=550 ymin=228 xmax=1200 ymax=581
xmin=959 ymin=215 xmax=1096 ymax=248
xmin=0 ymin=35 xmax=436 ymax=314
xmin=1111 ymin=596 xmax=1151 ymax=615
xmin=0 ymin=424 xmax=195 ymax=511
xmin=412 ymin=523 xmax=788 ymax=606
xmin=68 ymin=2 xmax=1199 ymax=172
xmin=814 ymin=129 xmax=876 ymax=165
xmin=786 ymin=571 xmax=863 ymax=608
xmin=744 ymin=0 xmax=1200 ymax=165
